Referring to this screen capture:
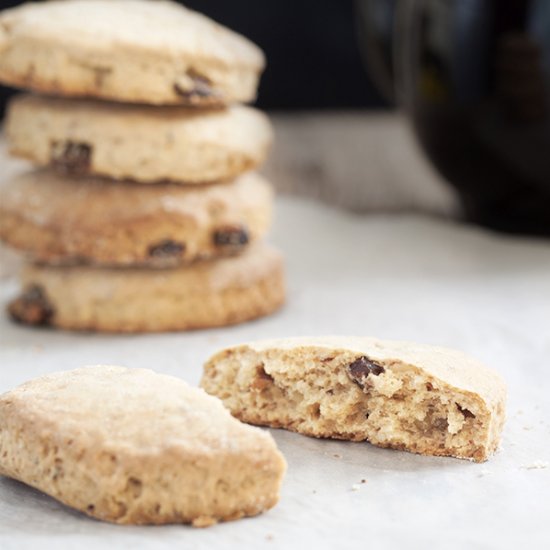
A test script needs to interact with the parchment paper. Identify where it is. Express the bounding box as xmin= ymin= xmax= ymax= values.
xmin=1 ymin=197 xmax=549 ymax=549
